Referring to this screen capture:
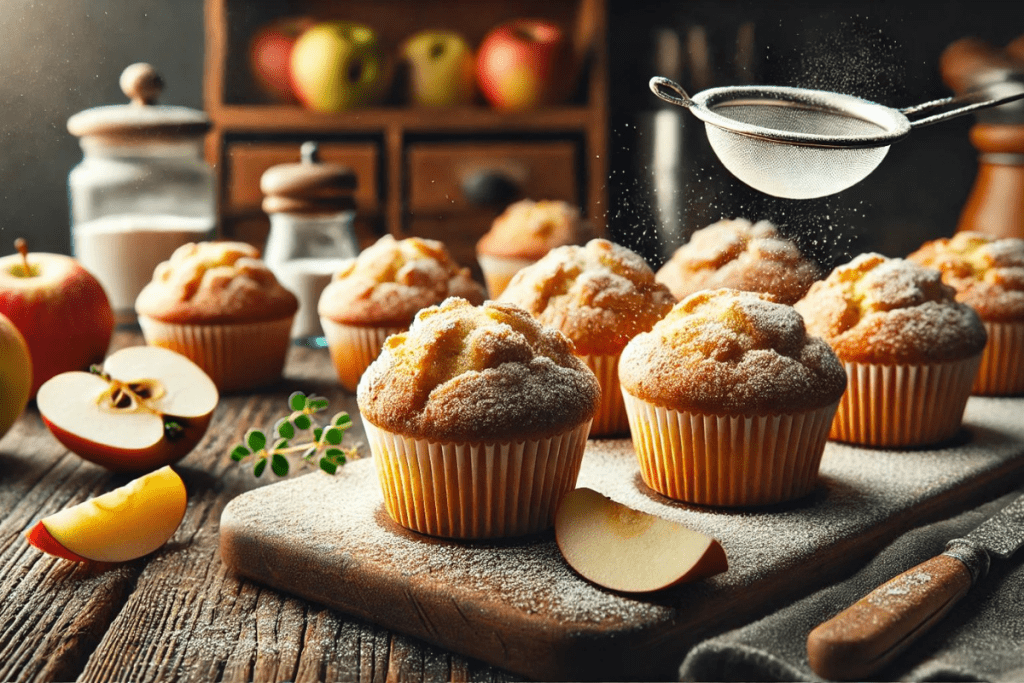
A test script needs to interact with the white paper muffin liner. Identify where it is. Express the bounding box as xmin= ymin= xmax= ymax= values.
xmin=476 ymin=253 xmax=539 ymax=299
xmin=363 ymin=418 xmax=592 ymax=539
xmin=973 ymin=321 xmax=1024 ymax=396
xmin=832 ymin=355 xmax=982 ymax=447
xmin=138 ymin=315 xmax=292 ymax=393
xmin=621 ymin=391 xmax=838 ymax=506
xmin=320 ymin=318 xmax=405 ymax=392
xmin=581 ymin=353 xmax=629 ymax=437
